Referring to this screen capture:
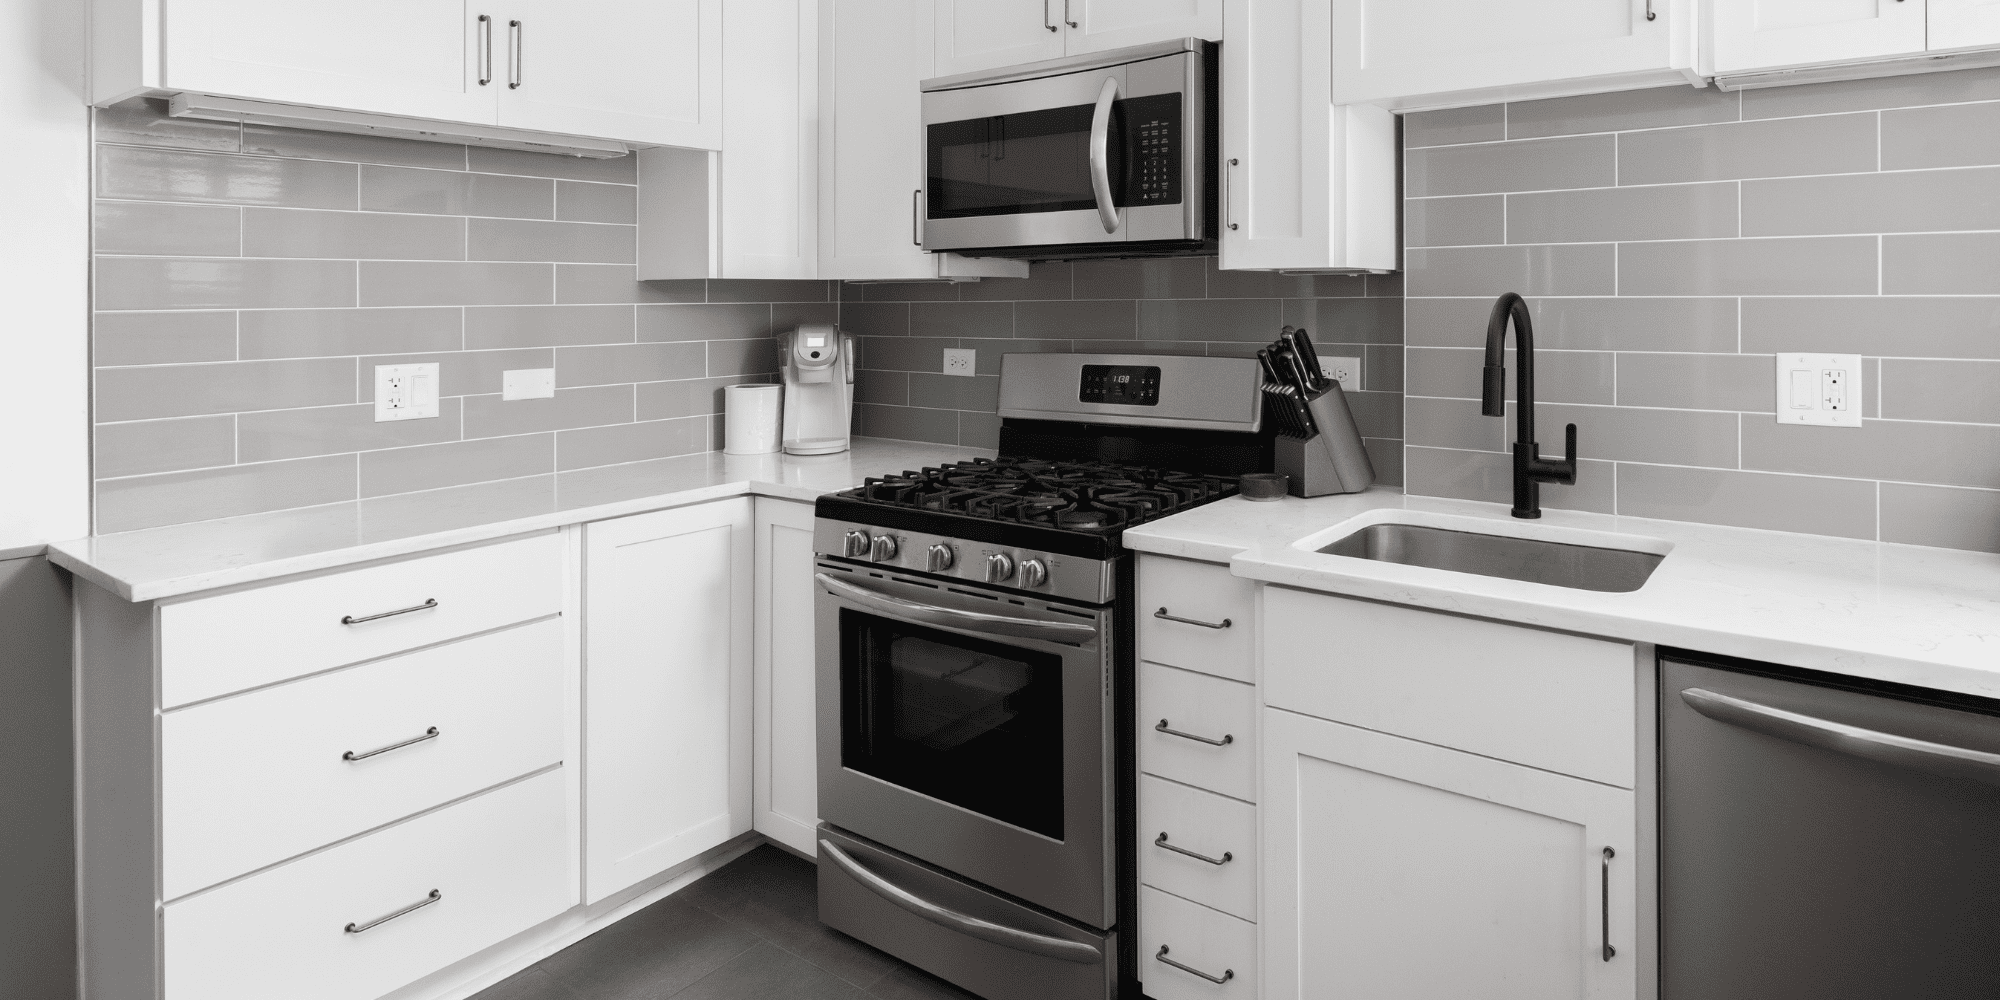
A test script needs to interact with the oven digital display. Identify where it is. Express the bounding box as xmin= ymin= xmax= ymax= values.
xmin=1079 ymin=364 xmax=1161 ymax=406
